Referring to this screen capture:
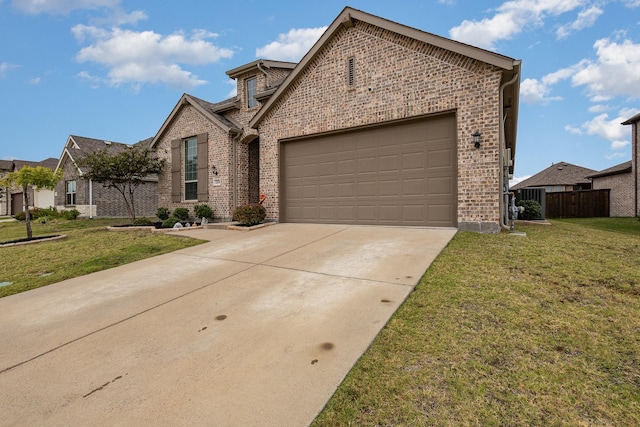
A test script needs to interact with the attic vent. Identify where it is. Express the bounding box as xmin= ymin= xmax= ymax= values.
xmin=103 ymin=140 xmax=112 ymax=145
xmin=347 ymin=57 xmax=355 ymax=87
